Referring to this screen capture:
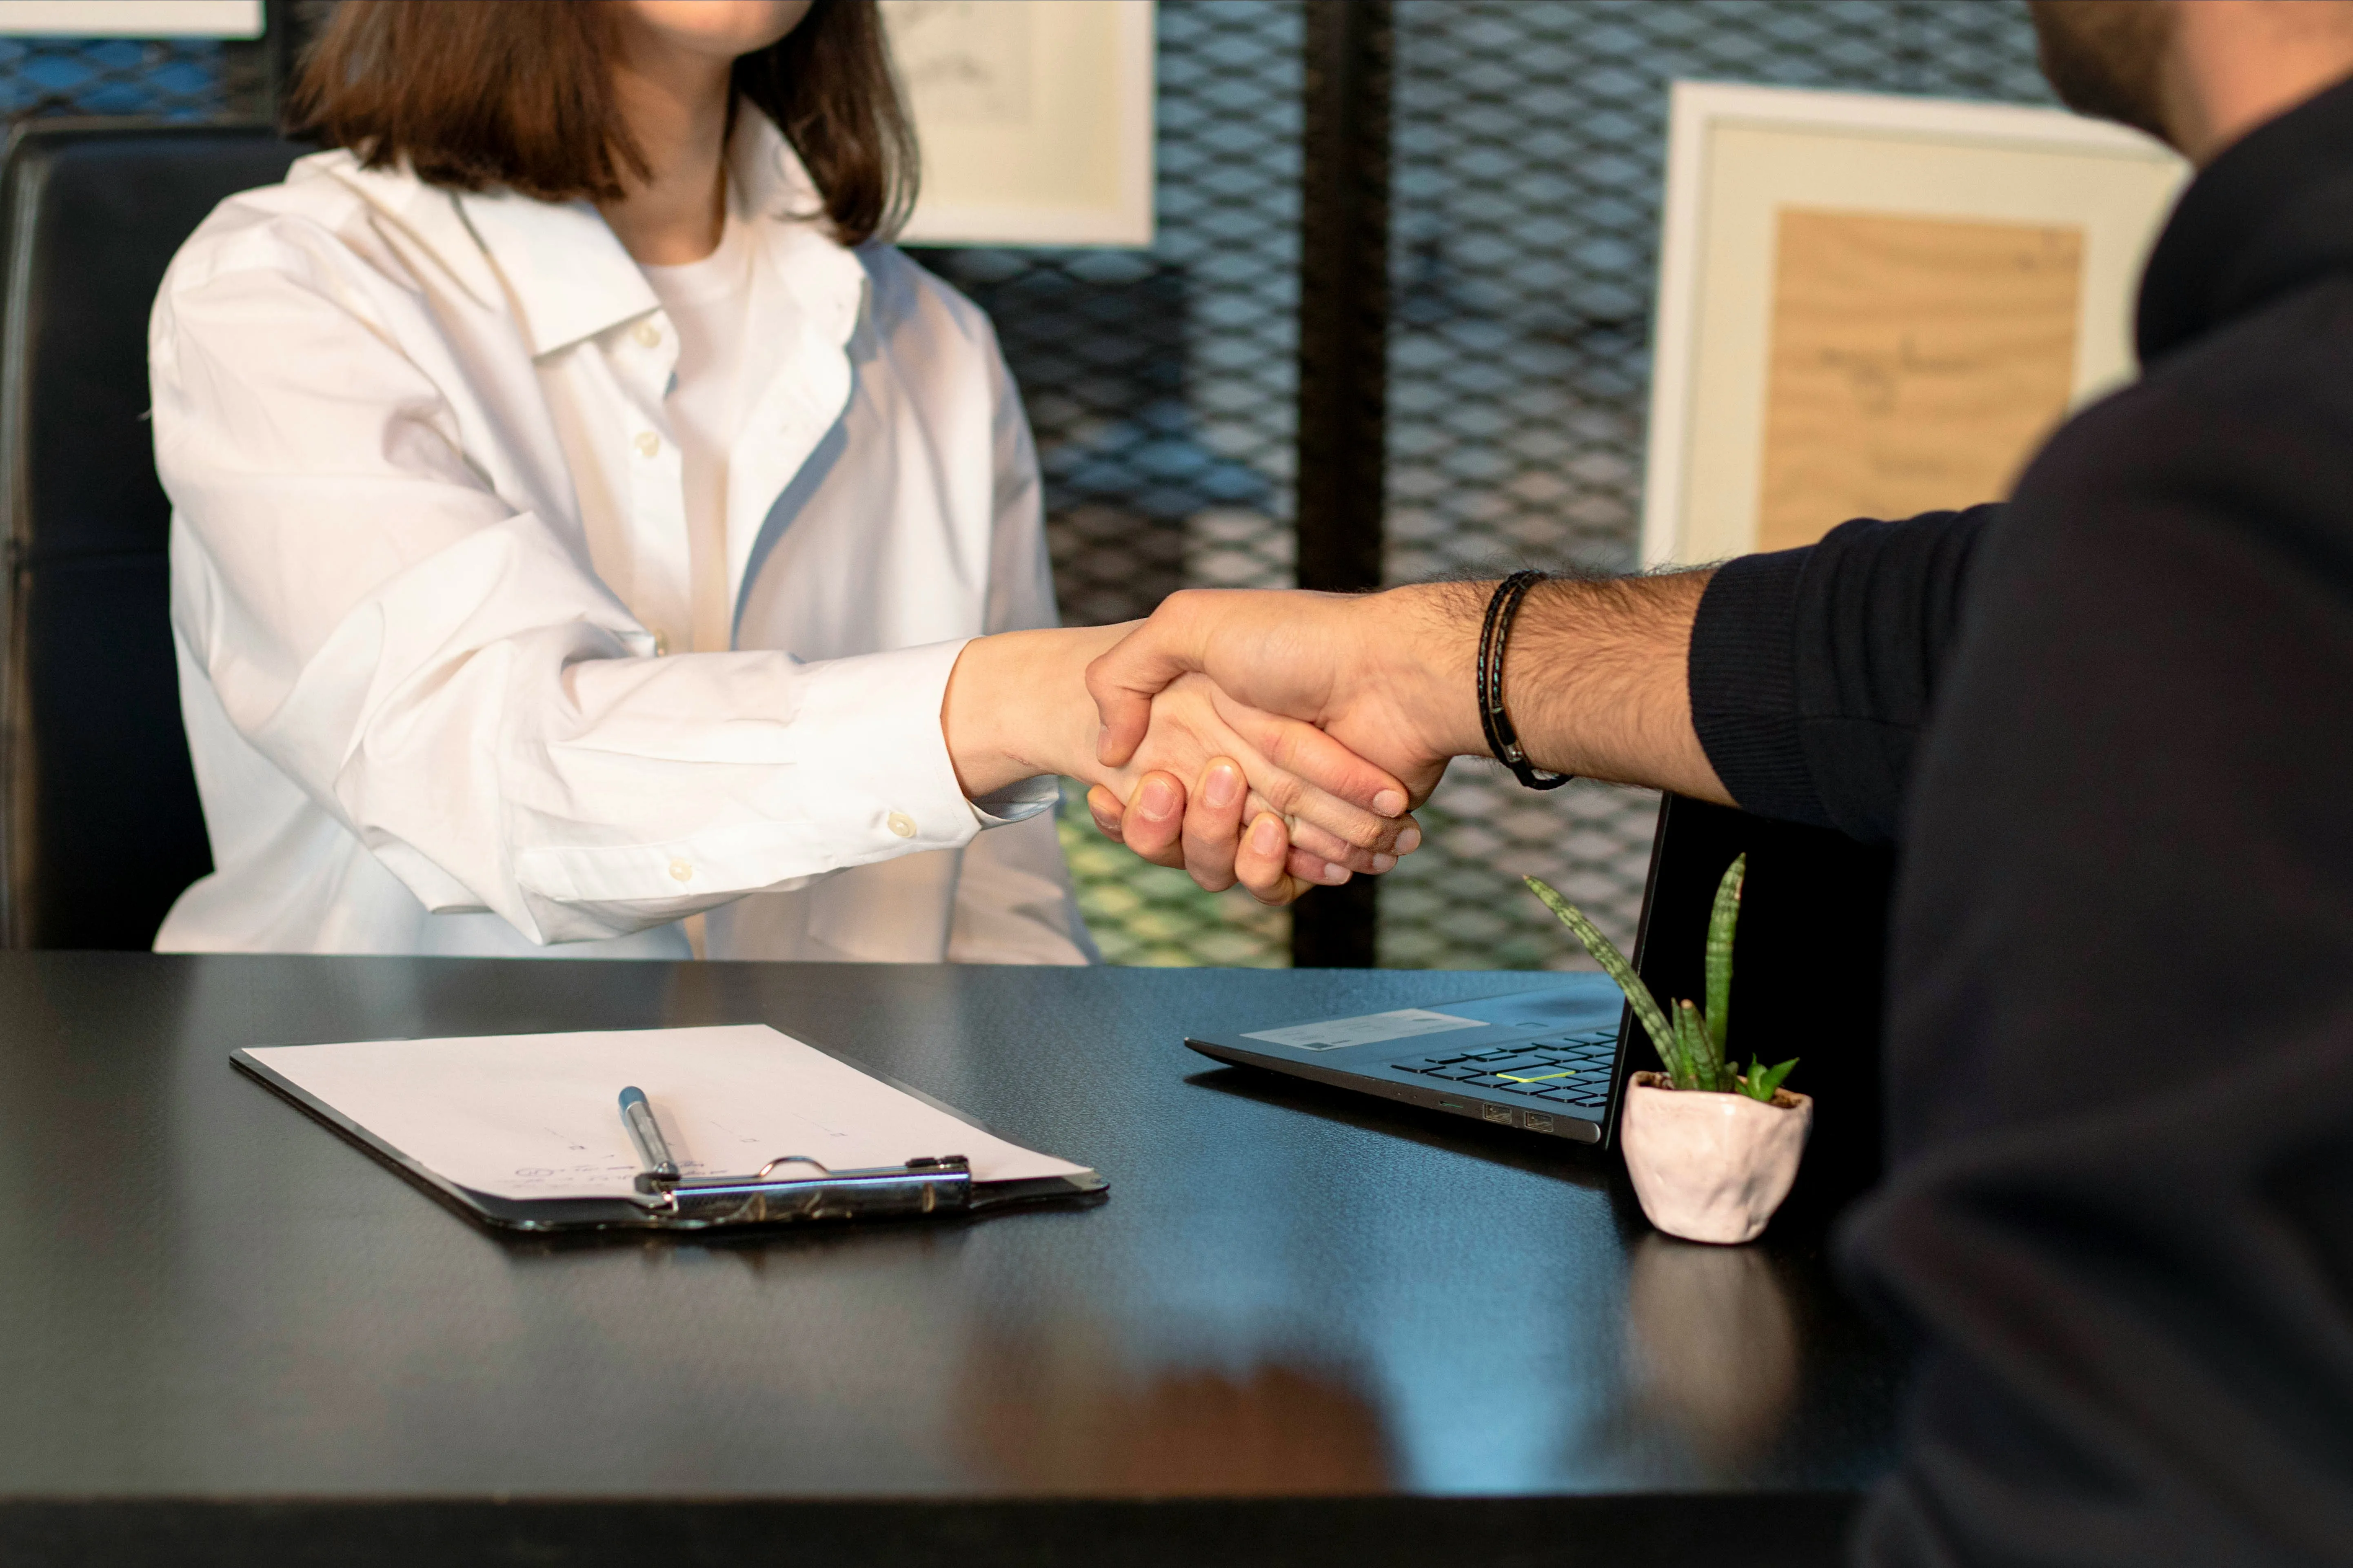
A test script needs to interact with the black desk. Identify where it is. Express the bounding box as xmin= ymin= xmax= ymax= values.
xmin=0 ymin=954 xmax=1900 ymax=1566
